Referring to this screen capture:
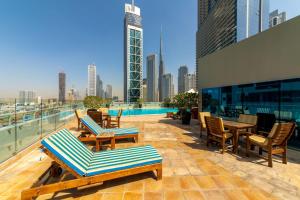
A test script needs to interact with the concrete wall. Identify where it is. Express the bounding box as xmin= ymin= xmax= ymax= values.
xmin=198 ymin=16 xmax=300 ymax=90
